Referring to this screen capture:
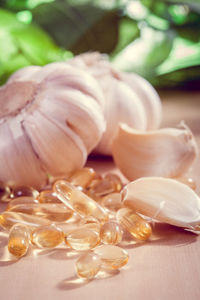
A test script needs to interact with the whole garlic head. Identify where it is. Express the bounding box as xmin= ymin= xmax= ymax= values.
xmin=0 ymin=62 xmax=105 ymax=188
xmin=69 ymin=52 xmax=162 ymax=155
